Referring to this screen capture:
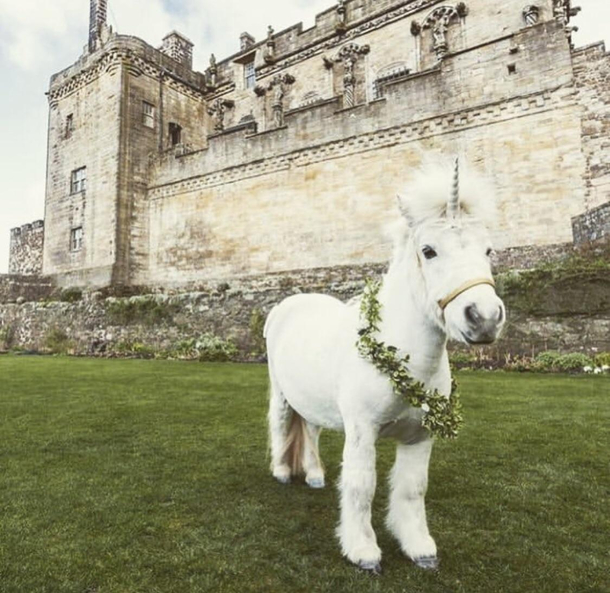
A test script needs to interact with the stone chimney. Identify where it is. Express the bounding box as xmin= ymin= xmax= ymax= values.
xmin=161 ymin=31 xmax=194 ymax=69
xmin=89 ymin=0 xmax=108 ymax=53
xmin=240 ymin=32 xmax=256 ymax=52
